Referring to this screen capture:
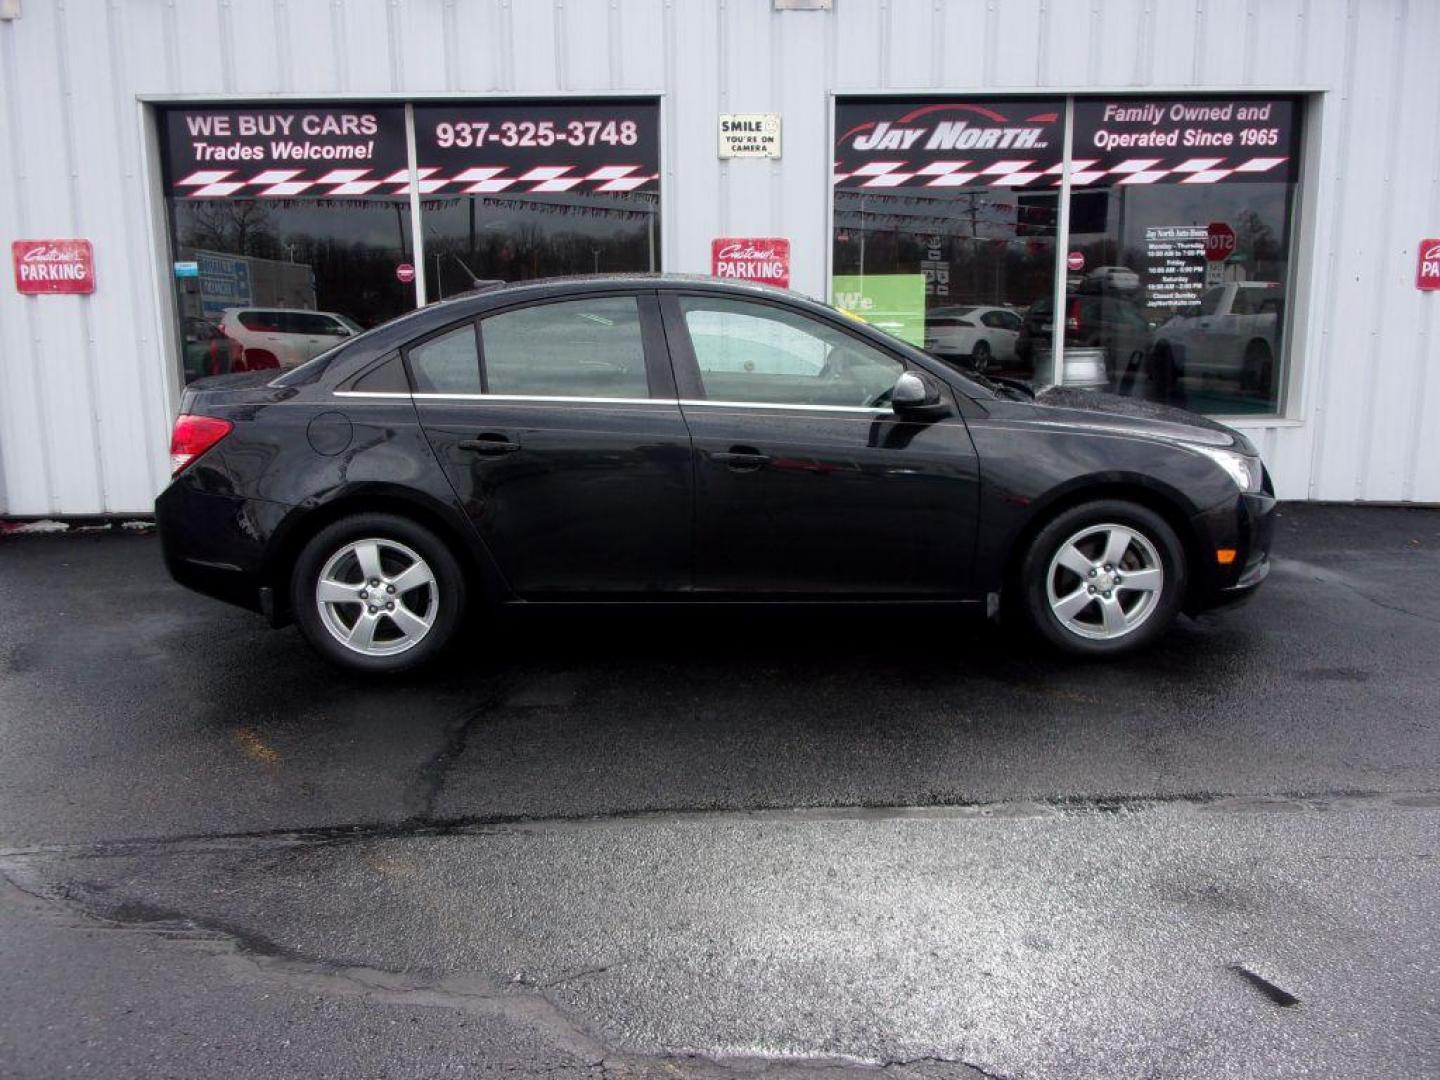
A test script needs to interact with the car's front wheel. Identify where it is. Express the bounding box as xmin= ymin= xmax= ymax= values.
xmin=290 ymin=513 xmax=466 ymax=674
xmin=1018 ymin=500 xmax=1186 ymax=656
